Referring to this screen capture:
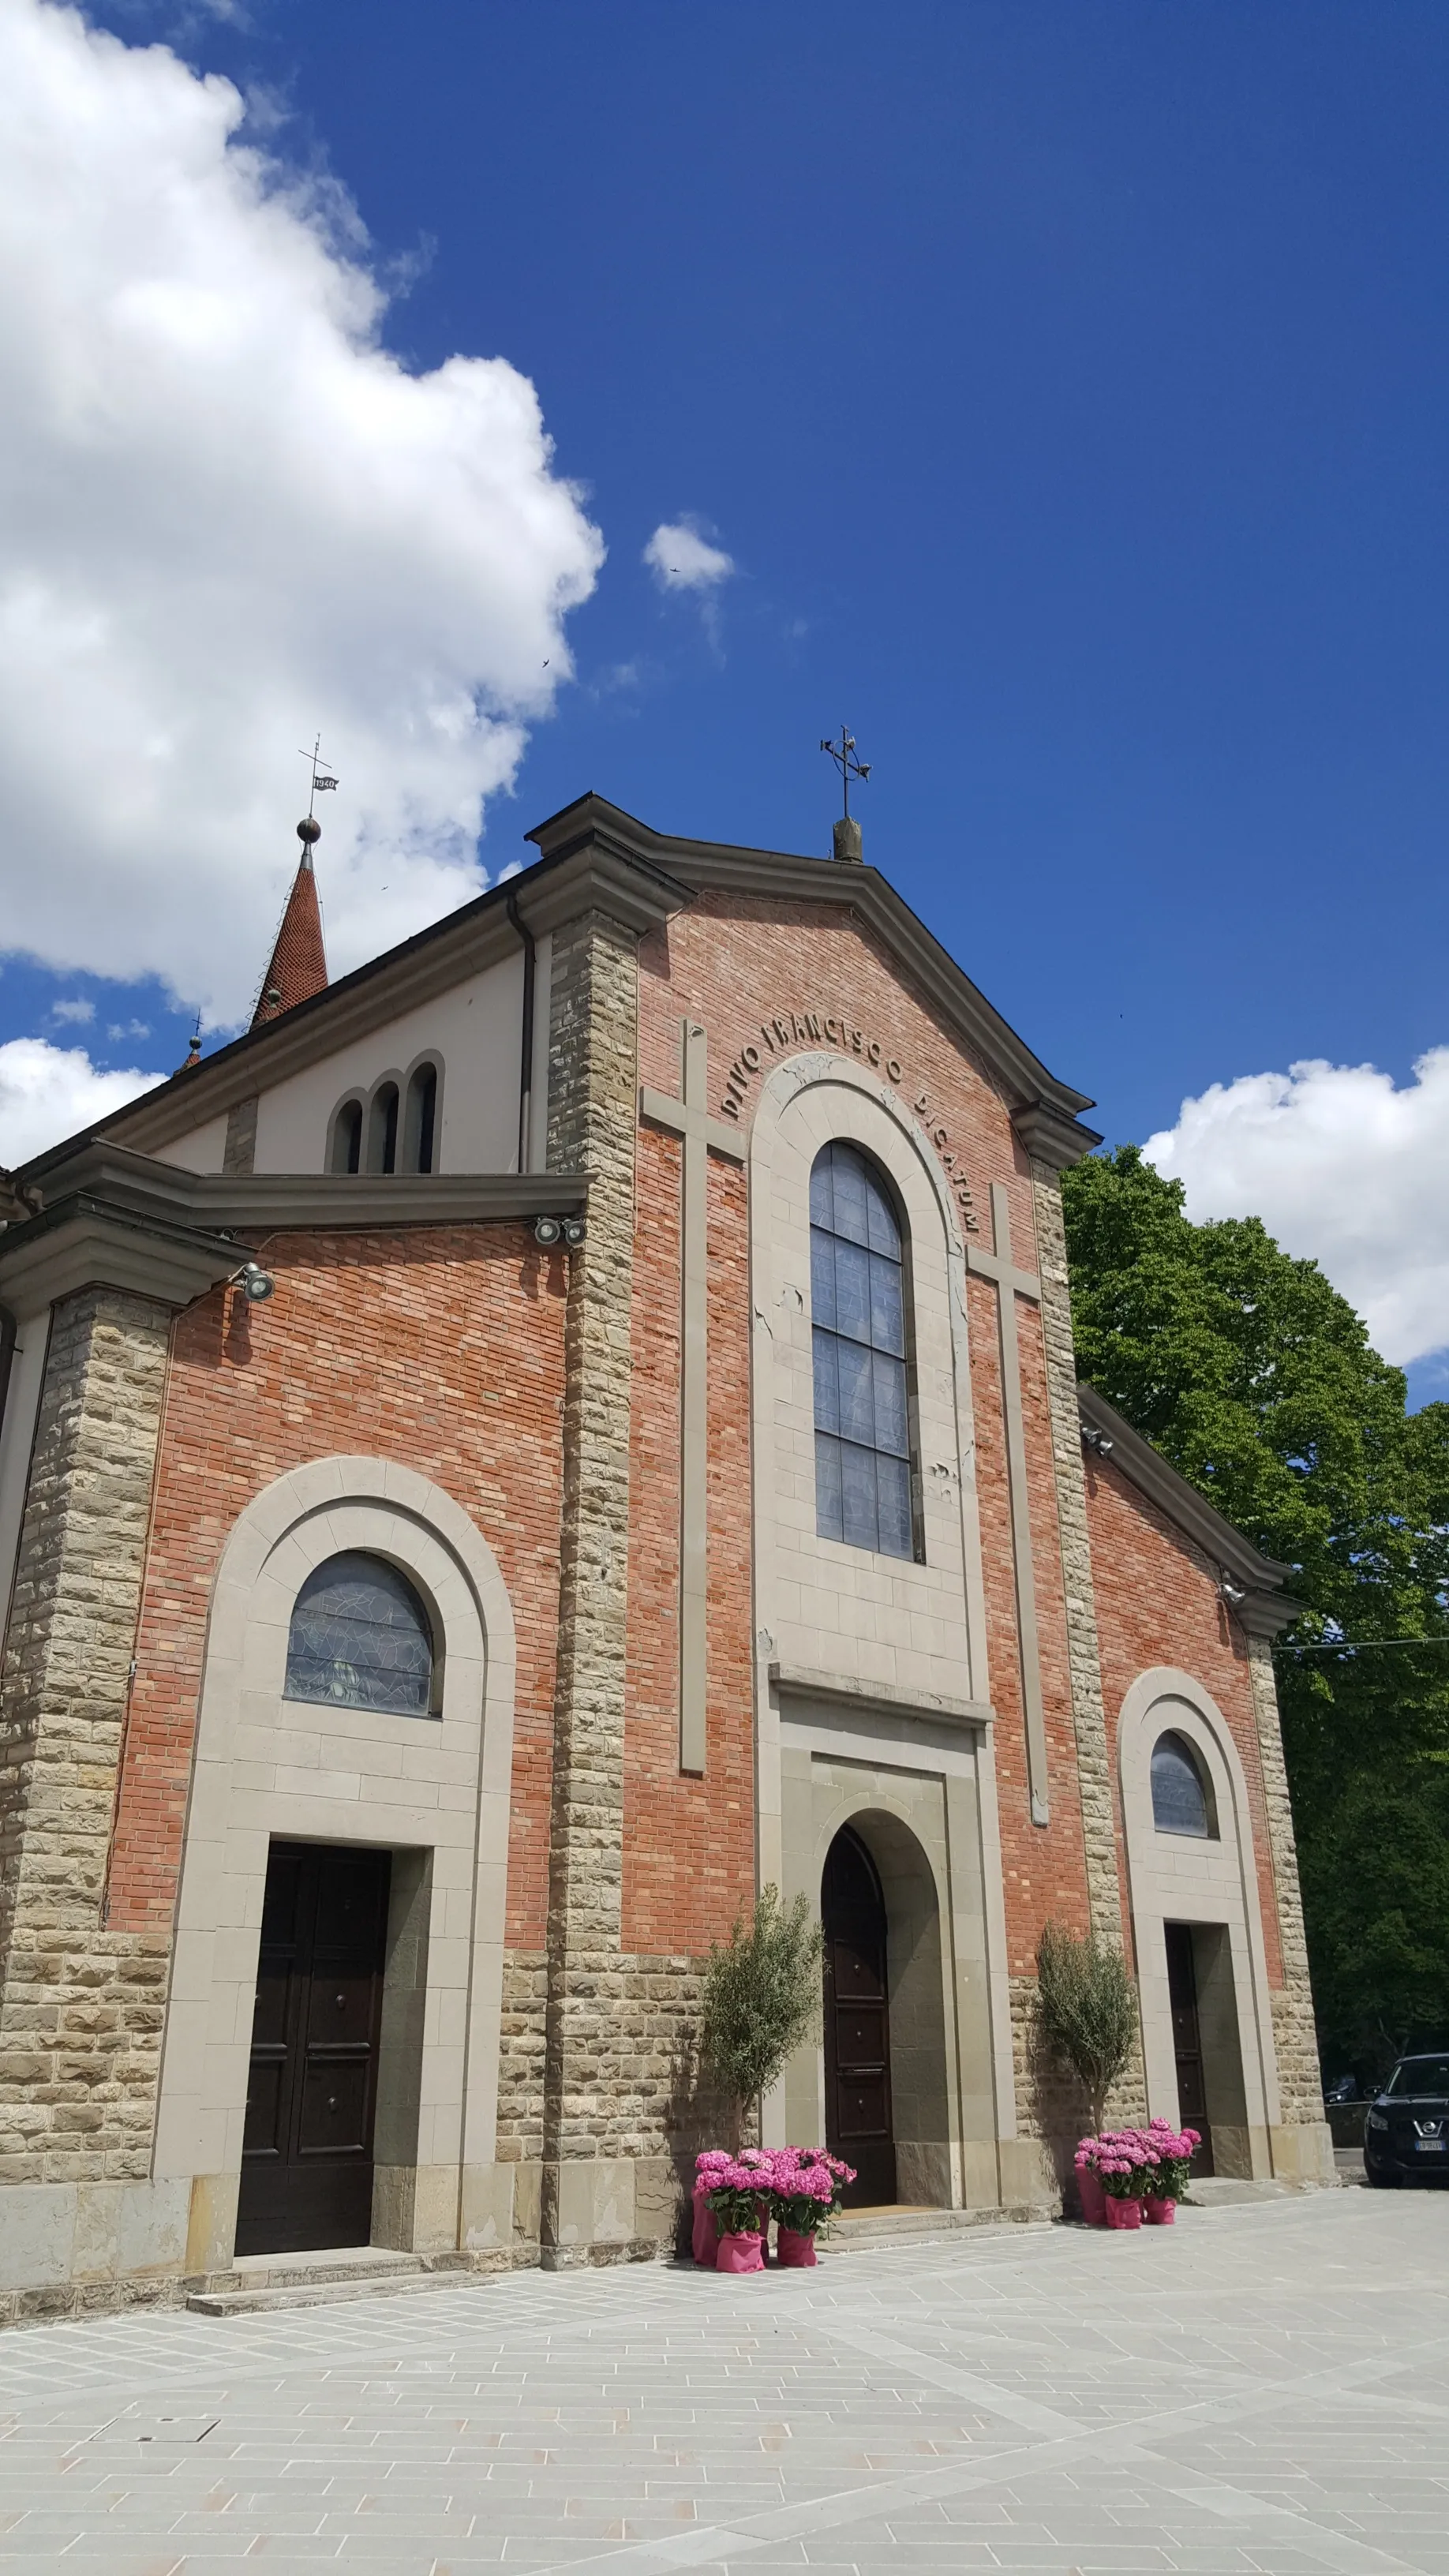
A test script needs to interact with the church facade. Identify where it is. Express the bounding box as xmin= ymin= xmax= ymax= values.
xmin=0 ymin=793 xmax=1332 ymax=2318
